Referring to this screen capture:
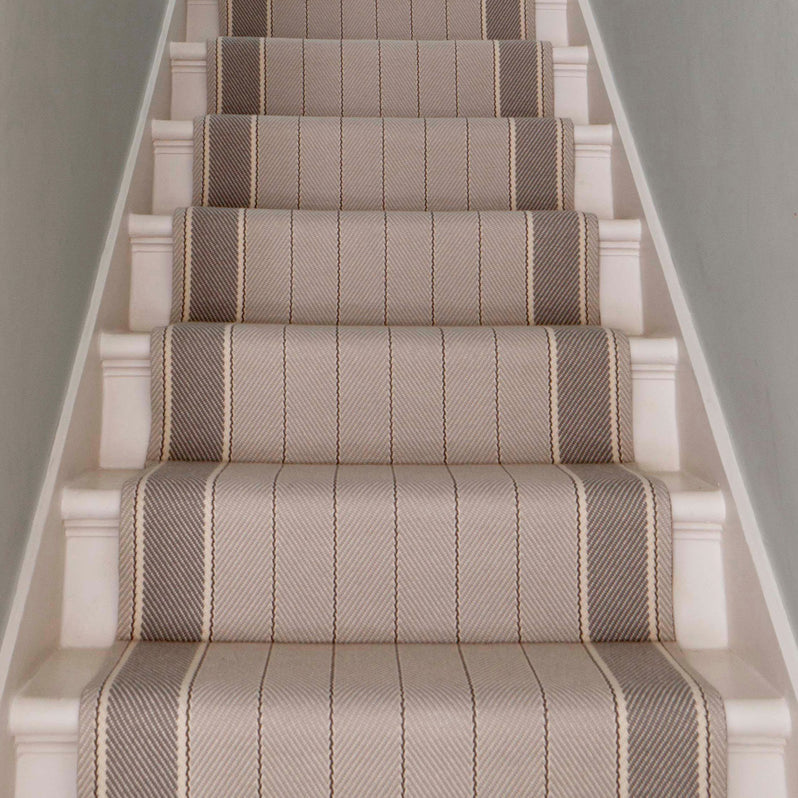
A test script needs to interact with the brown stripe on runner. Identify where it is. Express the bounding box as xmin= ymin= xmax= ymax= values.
xmin=498 ymin=42 xmax=553 ymax=118
xmin=484 ymin=0 xmax=522 ymax=39
xmin=197 ymin=115 xmax=254 ymax=208
xmin=166 ymin=323 xmax=227 ymax=461
xmin=513 ymin=118 xmax=574 ymax=211
xmin=553 ymin=326 xmax=630 ymax=464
